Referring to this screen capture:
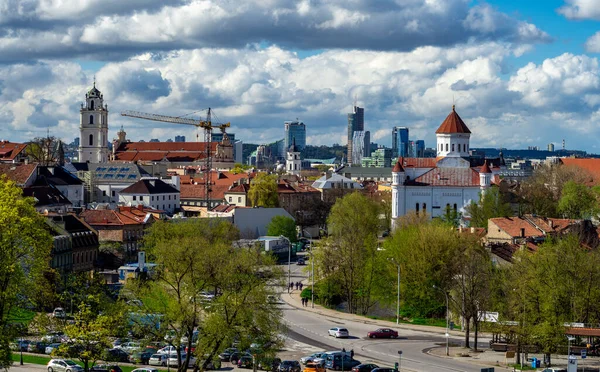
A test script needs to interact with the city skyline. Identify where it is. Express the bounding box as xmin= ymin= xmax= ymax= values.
xmin=2 ymin=1 xmax=600 ymax=151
